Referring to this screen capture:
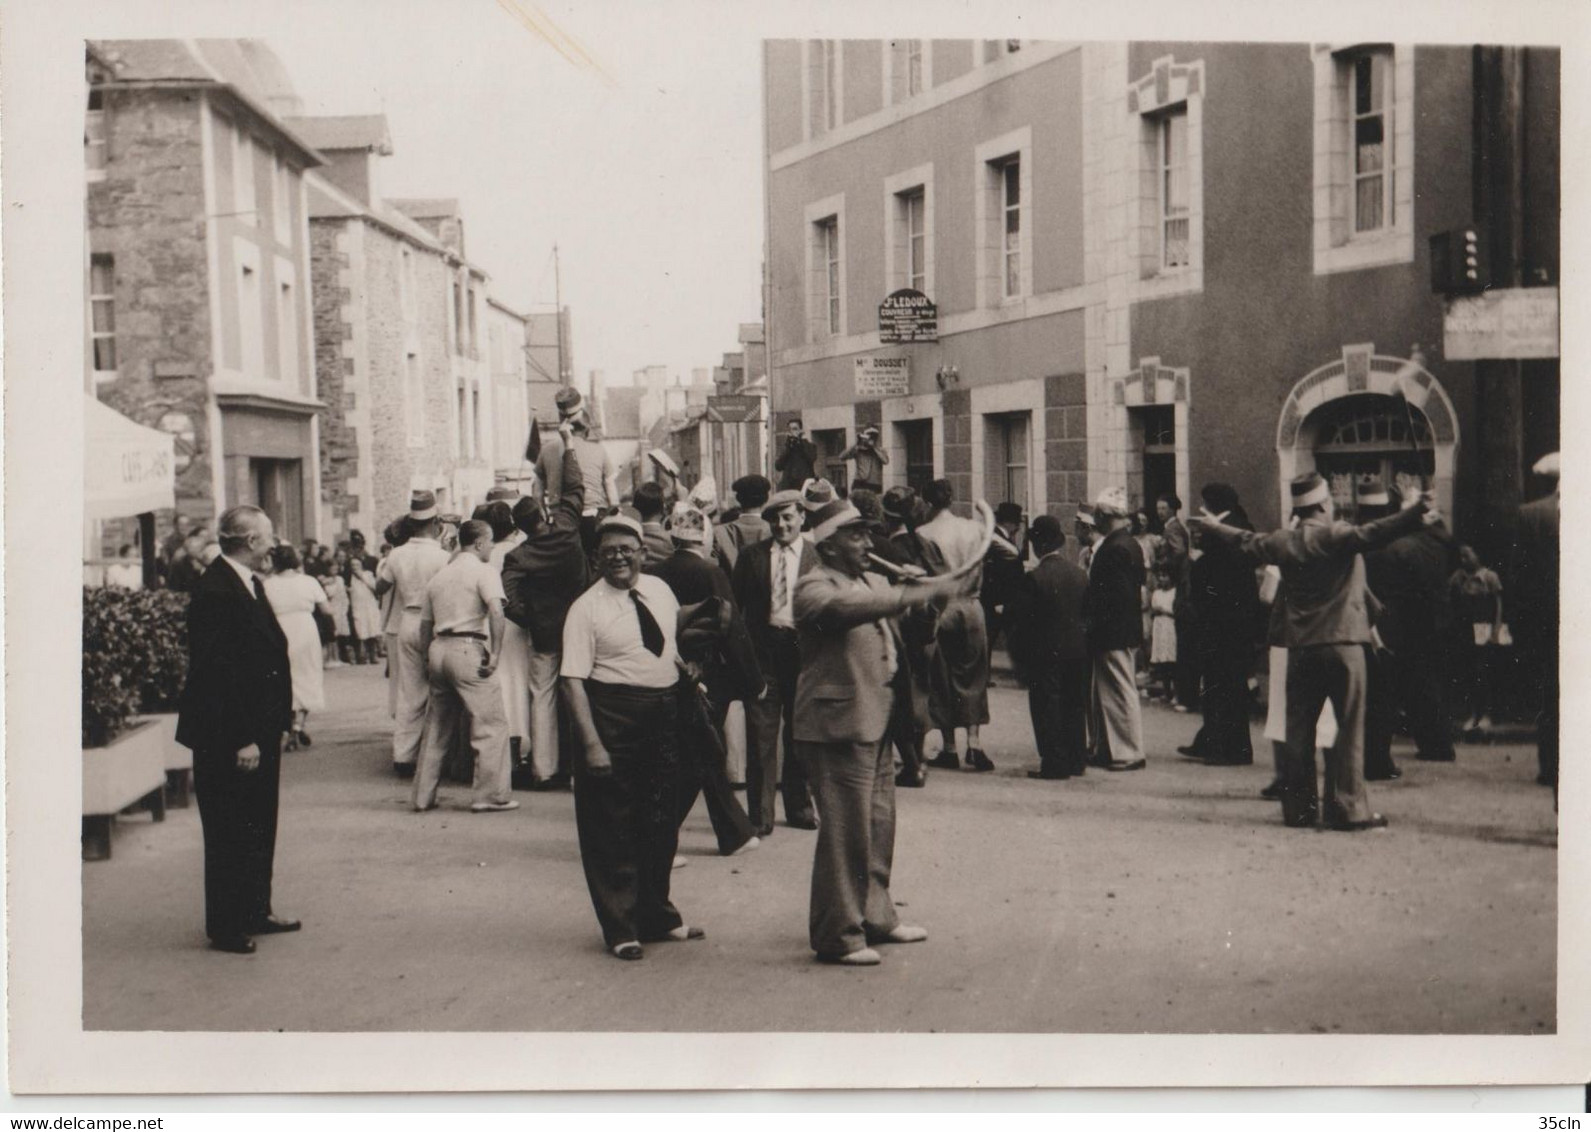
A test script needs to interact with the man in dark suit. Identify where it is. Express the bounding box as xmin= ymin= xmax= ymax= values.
xmin=175 ymin=505 xmax=299 ymax=955
xmin=1085 ymin=487 xmax=1148 ymax=771
xmin=981 ymin=501 xmax=1030 ymax=653
xmin=1007 ymin=516 xmax=1091 ymax=779
xmin=793 ymin=496 xmax=963 ymax=965
xmin=732 ymin=488 xmax=820 ymax=833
